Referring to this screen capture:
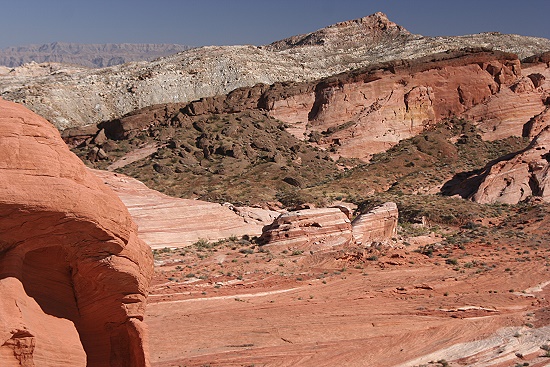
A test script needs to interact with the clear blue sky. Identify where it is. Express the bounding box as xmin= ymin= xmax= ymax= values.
xmin=1 ymin=0 xmax=549 ymax=49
